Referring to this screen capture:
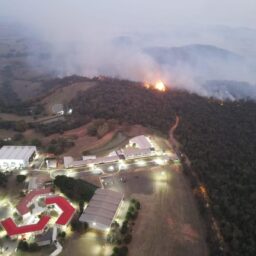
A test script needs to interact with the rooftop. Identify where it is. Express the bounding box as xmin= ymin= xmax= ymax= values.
xmin=120 ymin=147 xmax=151 ymax=157
xmin=79 ymin=189 xmax=123 ymax=228
xmin=45 ymin=196 xmax=76 ymax=225
xmin=1 ymin=216 xmax=50 ymax=237
xmin=72 ymin=155 xmax=119 ymax=168
xmin=0 ymin=146 xmax=37 ymax=161
xmin=35 ymin=228 xmax=53 ymax=243
xmin=129 ymin=135 xmax=152 ymax=149
xmin=17 ymin=188 xmax=52 ymax=215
